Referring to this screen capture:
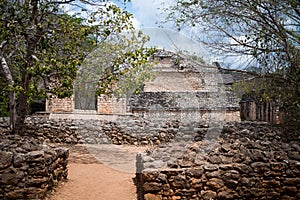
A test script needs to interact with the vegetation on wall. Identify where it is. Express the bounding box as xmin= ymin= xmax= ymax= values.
xmin=0 ymin=0 xmax=155 ymax=133
xmin=166 ymin=0 xmax=300 ymax=124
